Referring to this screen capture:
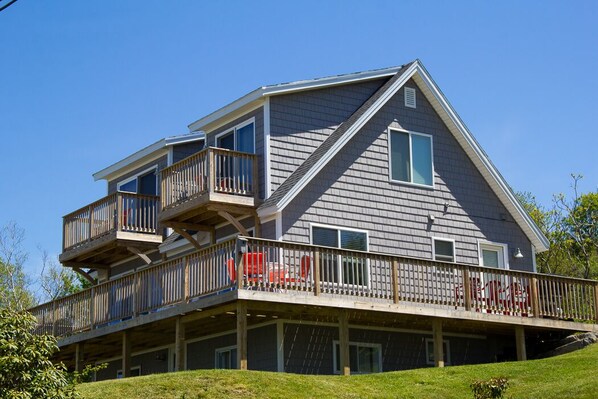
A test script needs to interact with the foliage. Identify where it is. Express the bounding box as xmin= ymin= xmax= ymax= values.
xmin=39 ymin=248 xmax=89 ymax=302
xmin=470 ymin=377 xmax=509 ymax=399
xmin=70 ymin=363 xmax=108 ymax=385
xmin=0 ymin=307 xmax=77 ymax=398
xmin=0 ymin=221 xmax=36 ymax=310
xmin=517 ymin=175 xmax=598 ymax=279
